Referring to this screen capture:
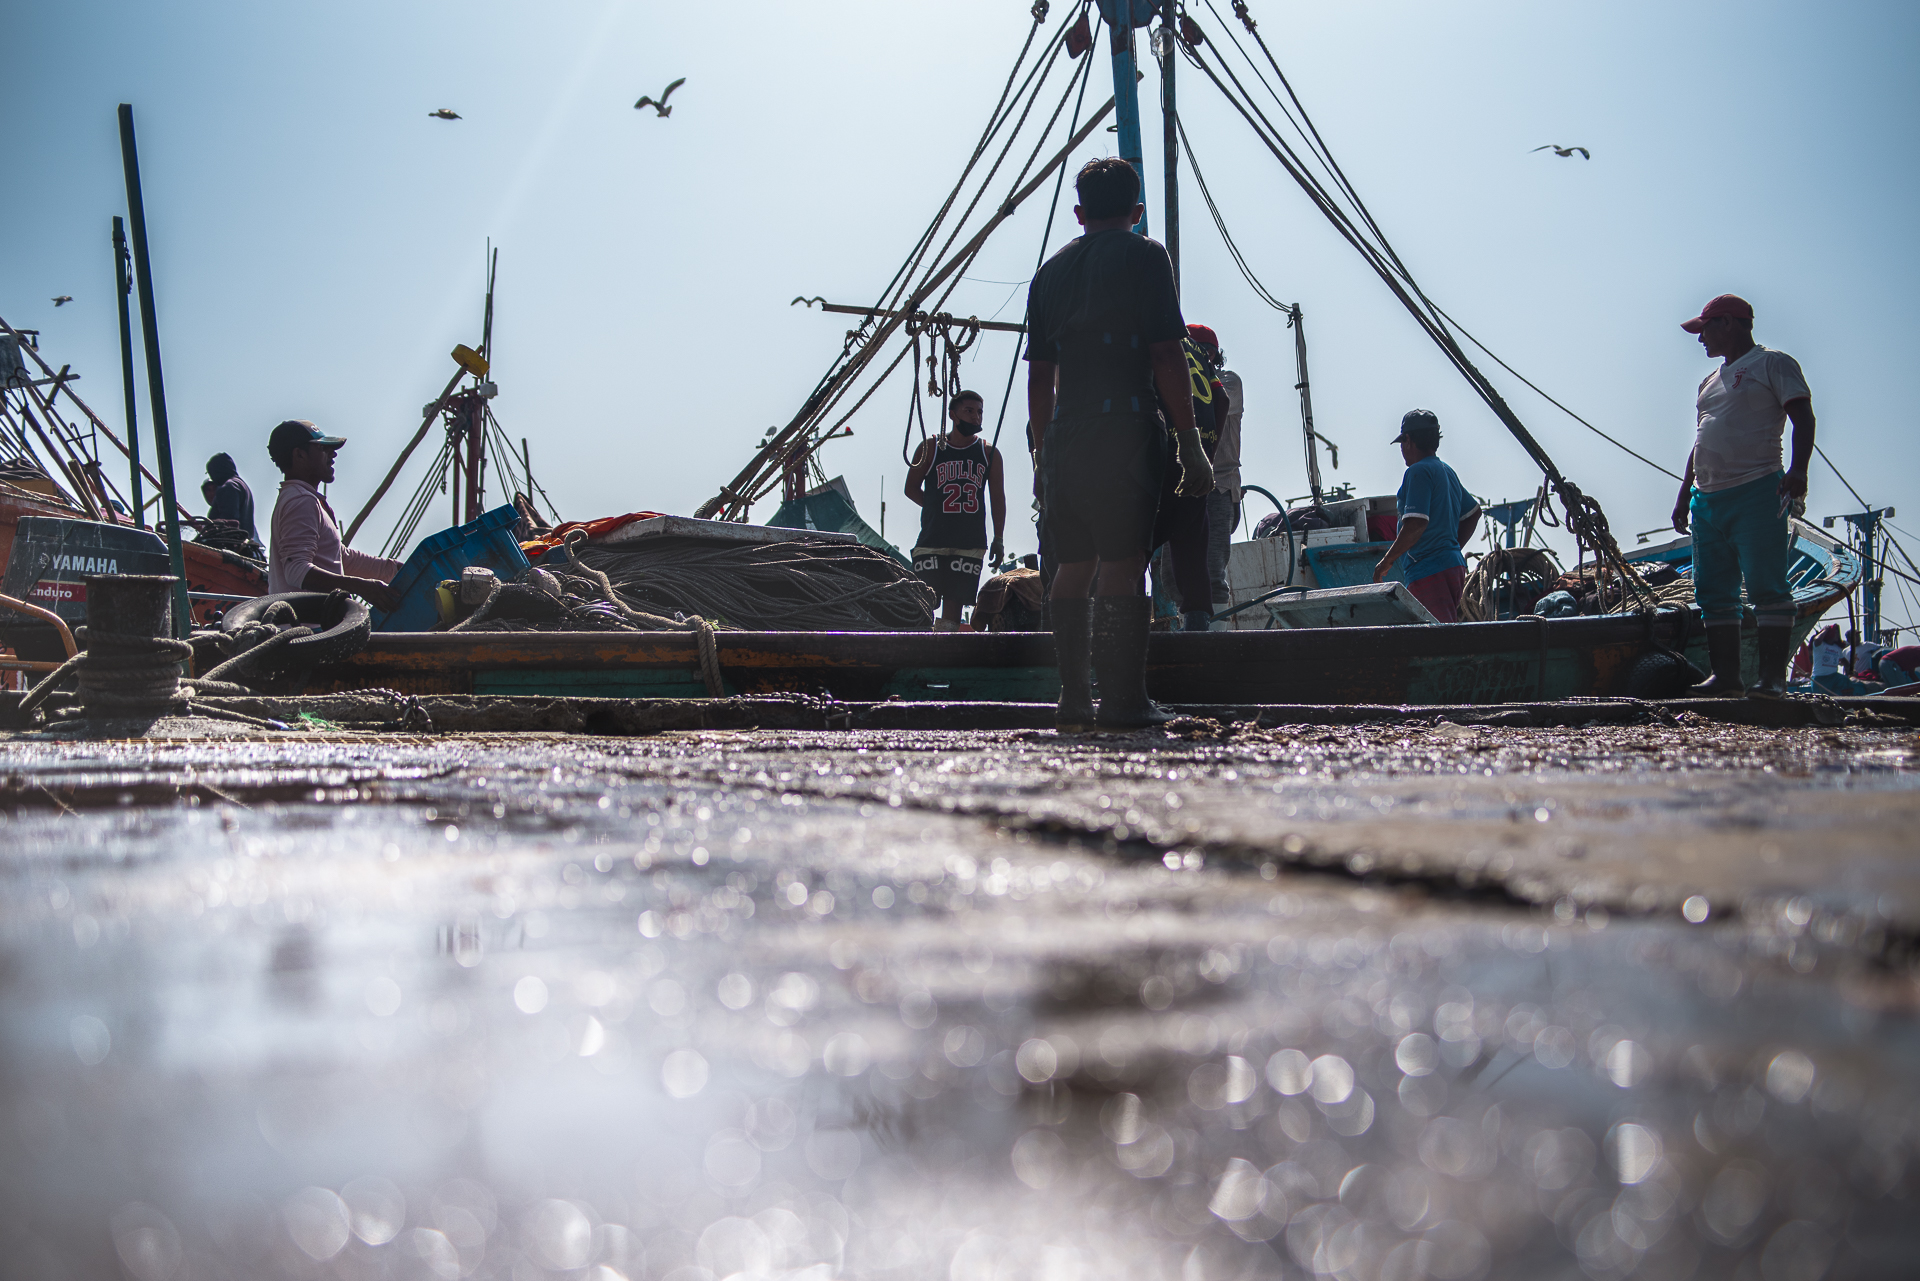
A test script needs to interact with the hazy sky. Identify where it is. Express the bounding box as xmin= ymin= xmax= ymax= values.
xmin=8 ymin=1 xmax=1919 ymax=619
